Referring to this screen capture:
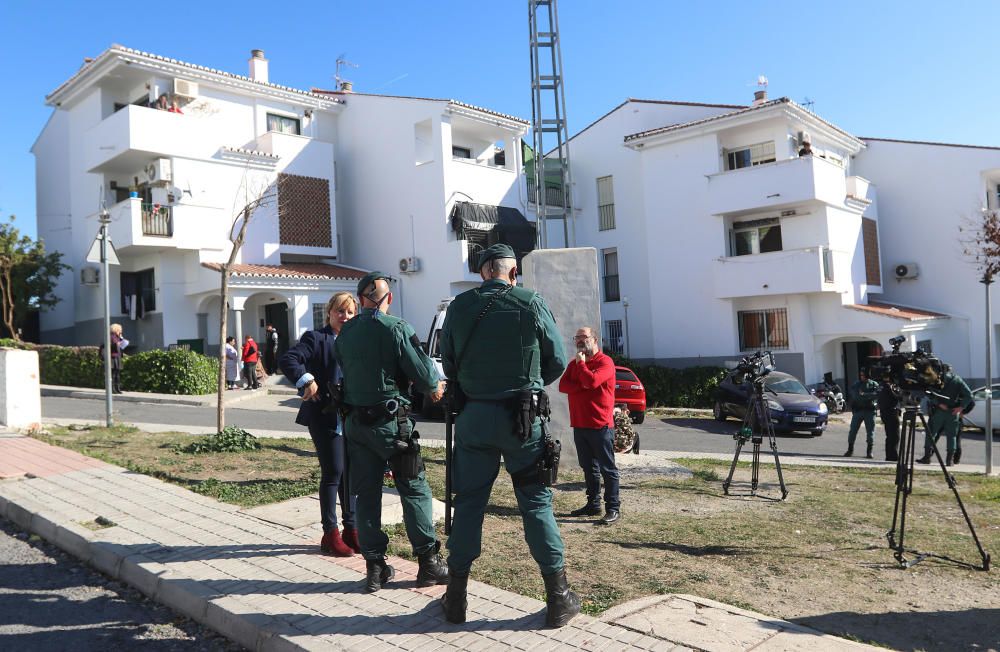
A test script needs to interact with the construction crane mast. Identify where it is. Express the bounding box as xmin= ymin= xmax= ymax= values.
xmin=528 ymin=0 xmax=574 ymax=248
